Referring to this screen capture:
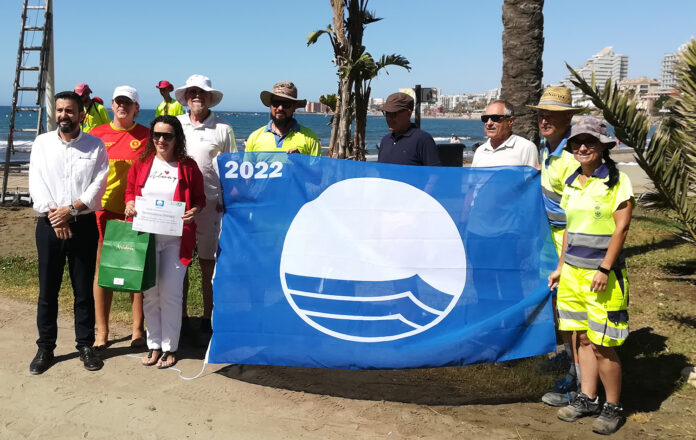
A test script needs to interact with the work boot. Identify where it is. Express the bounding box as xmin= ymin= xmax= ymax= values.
xmin=592 ymin=402 xmax=624 ymax=435
xmin=557 ymin=392 xmax=600 ymax=422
